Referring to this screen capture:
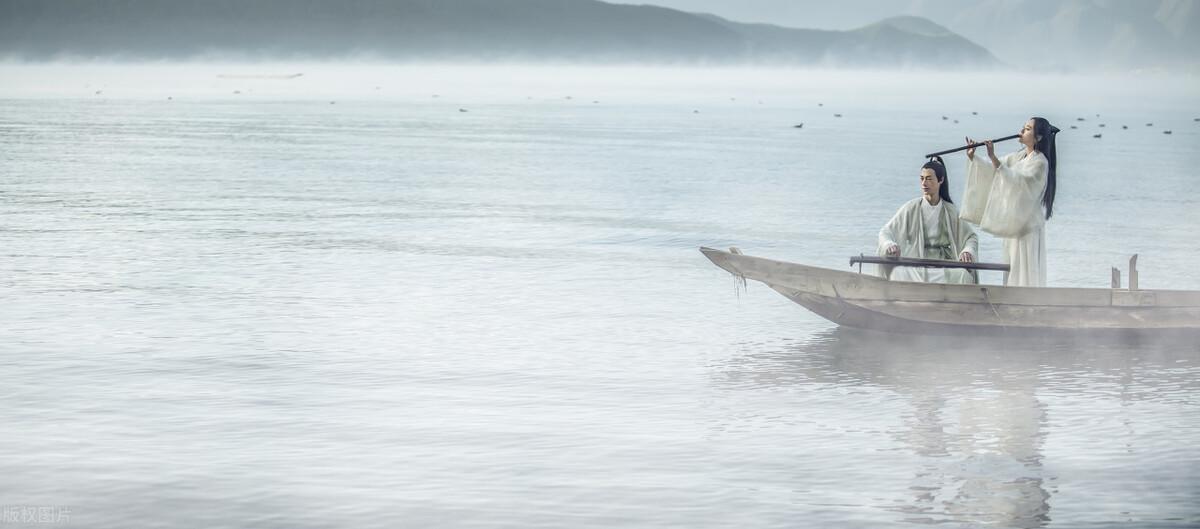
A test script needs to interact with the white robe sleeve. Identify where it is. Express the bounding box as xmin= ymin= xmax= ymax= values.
xmin=959 ymin=155 xmax=996 ymax=225
xmin=978 ymin=153 xmax=1047 ymax=238
xmin=959 ymin=223 xmax=978 ymax=259
xmin=877 ymin=201 xmax=916 ymax=279
xmin=878 ymin=208 xmax=902 ymax=255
